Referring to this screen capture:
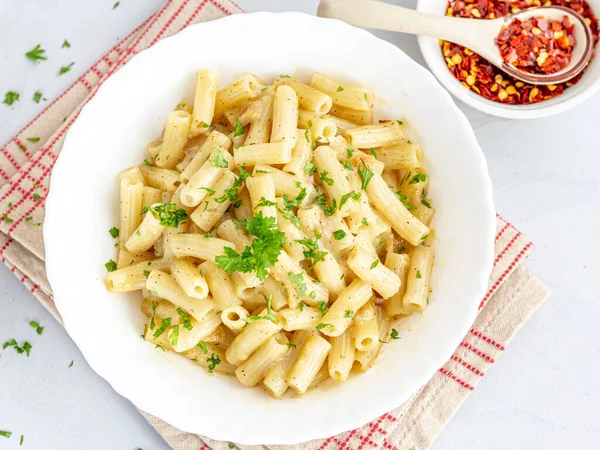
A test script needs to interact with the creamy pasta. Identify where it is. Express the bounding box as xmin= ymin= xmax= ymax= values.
xmin=104 ymin=70 xmax=435 ymax=397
